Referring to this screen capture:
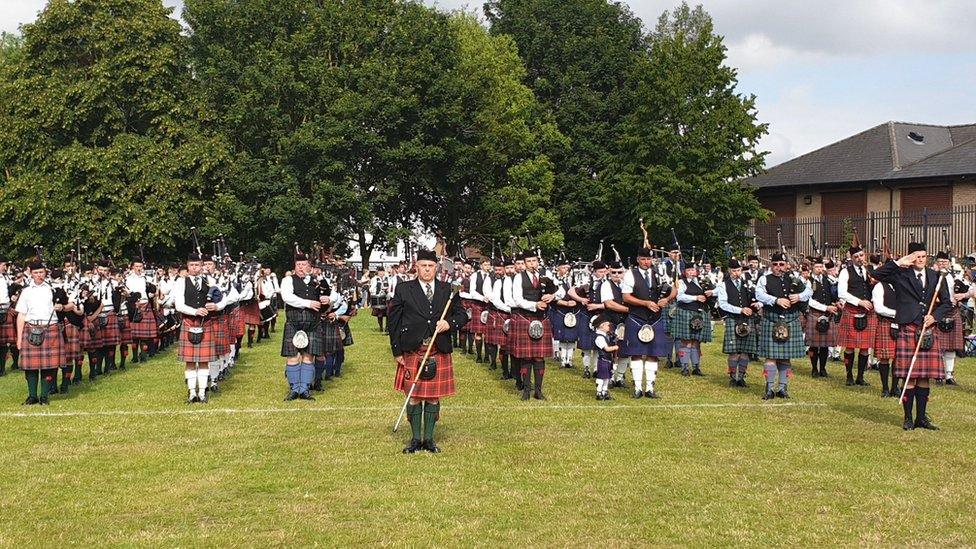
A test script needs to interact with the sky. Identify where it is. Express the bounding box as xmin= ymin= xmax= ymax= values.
xmin=3 ymin=0 xmax=975 ymax=168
